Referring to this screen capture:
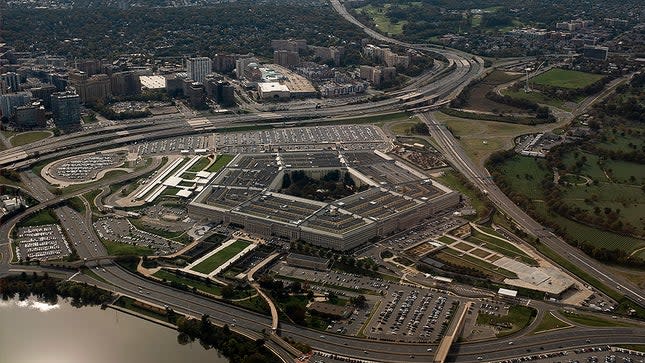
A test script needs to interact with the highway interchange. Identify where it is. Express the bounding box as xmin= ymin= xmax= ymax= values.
xmin=1 ymin=1 xmax=644 ymax=362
